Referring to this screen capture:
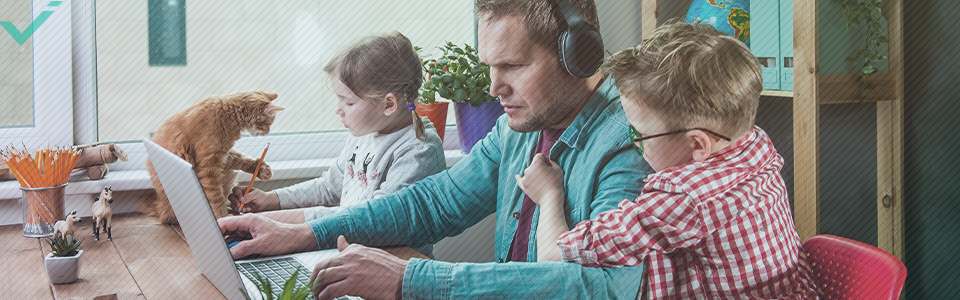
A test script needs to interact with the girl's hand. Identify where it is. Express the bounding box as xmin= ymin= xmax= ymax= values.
xmin=515 ymin=153 xmax=565 ymax=207
xmin=229 ymin=187 xmax=280 ymax=213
